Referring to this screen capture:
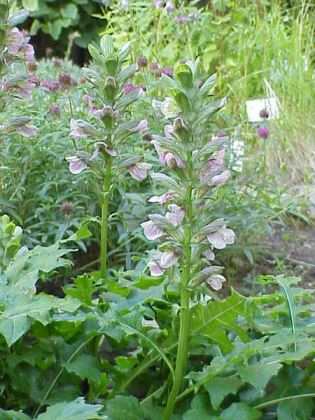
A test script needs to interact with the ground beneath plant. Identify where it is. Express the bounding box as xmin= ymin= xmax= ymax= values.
xmin=236 ymin=222 xmax=315 ymax=294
